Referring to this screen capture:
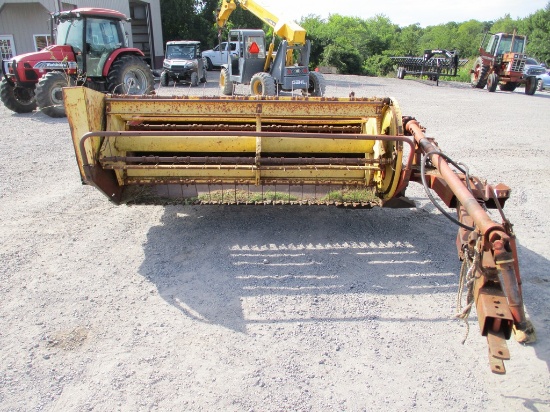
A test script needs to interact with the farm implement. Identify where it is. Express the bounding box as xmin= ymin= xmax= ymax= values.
xmin=392 ymin=49 xmax=469 ymax=85
xmin=63 ymin=87 xmax=535 ymax=373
